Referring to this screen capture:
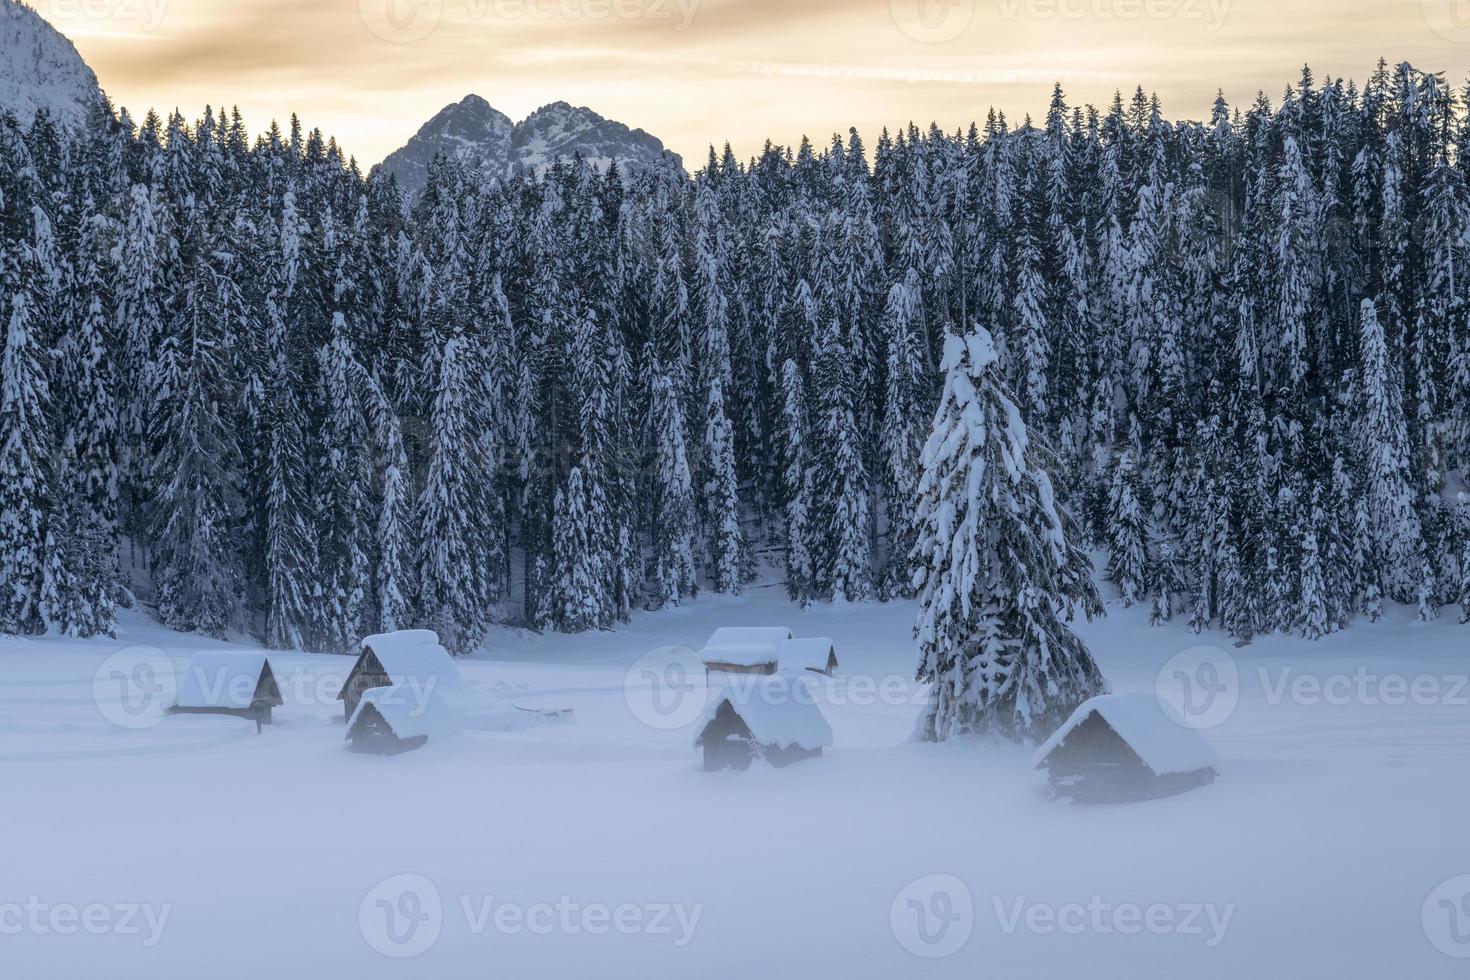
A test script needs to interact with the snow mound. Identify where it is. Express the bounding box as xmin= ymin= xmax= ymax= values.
xmin=1032 ymin=693 xmax=1218 ymax=777
xmin=0 ymin=1 xmax=102 ymax=130
xmin=696 ymin=674 xmax=834 ymax=752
